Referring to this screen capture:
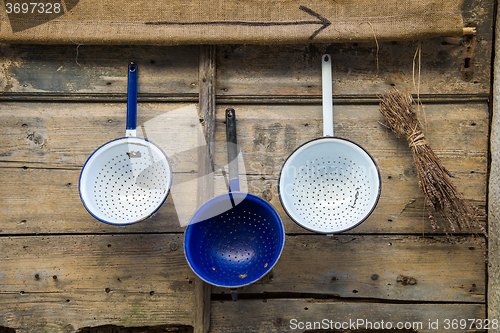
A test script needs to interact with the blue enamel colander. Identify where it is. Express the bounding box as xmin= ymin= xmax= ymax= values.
xmin=184 ymin=108 xmax=285 ymax=300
